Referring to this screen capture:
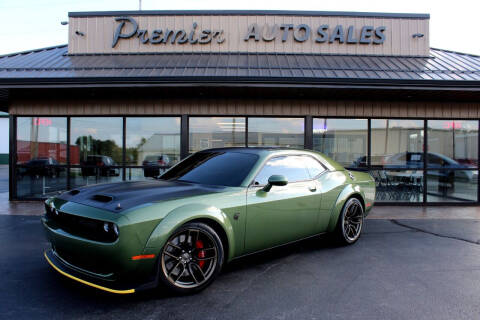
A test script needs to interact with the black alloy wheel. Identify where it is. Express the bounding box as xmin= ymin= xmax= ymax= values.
xmin=335 ymin=197 xmax=364 ymax=245
xmin=159 ymin=222 xmax=224 ymax=294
